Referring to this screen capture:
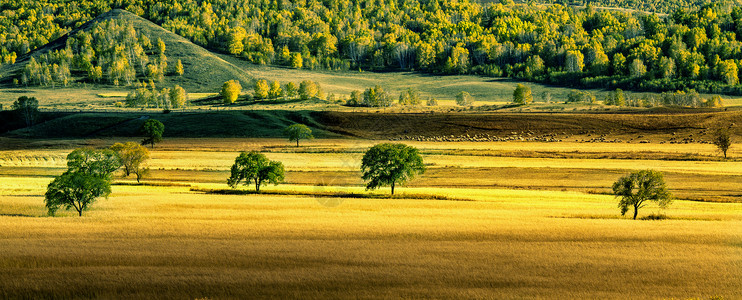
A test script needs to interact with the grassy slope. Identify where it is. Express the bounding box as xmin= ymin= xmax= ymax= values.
xmin=0 ymin=9 xmax=252 ymax=93
xmin=221 ymin=55 xmax=742 ymax=107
